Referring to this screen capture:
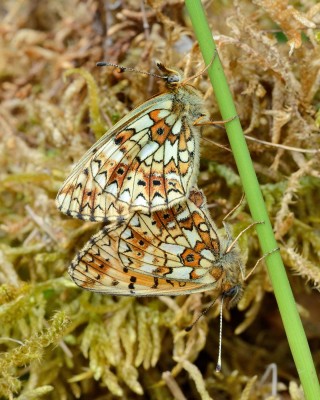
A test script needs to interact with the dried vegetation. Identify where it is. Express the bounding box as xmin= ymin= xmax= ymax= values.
xmin=0 ymin=0 xmax=319 ymax=399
